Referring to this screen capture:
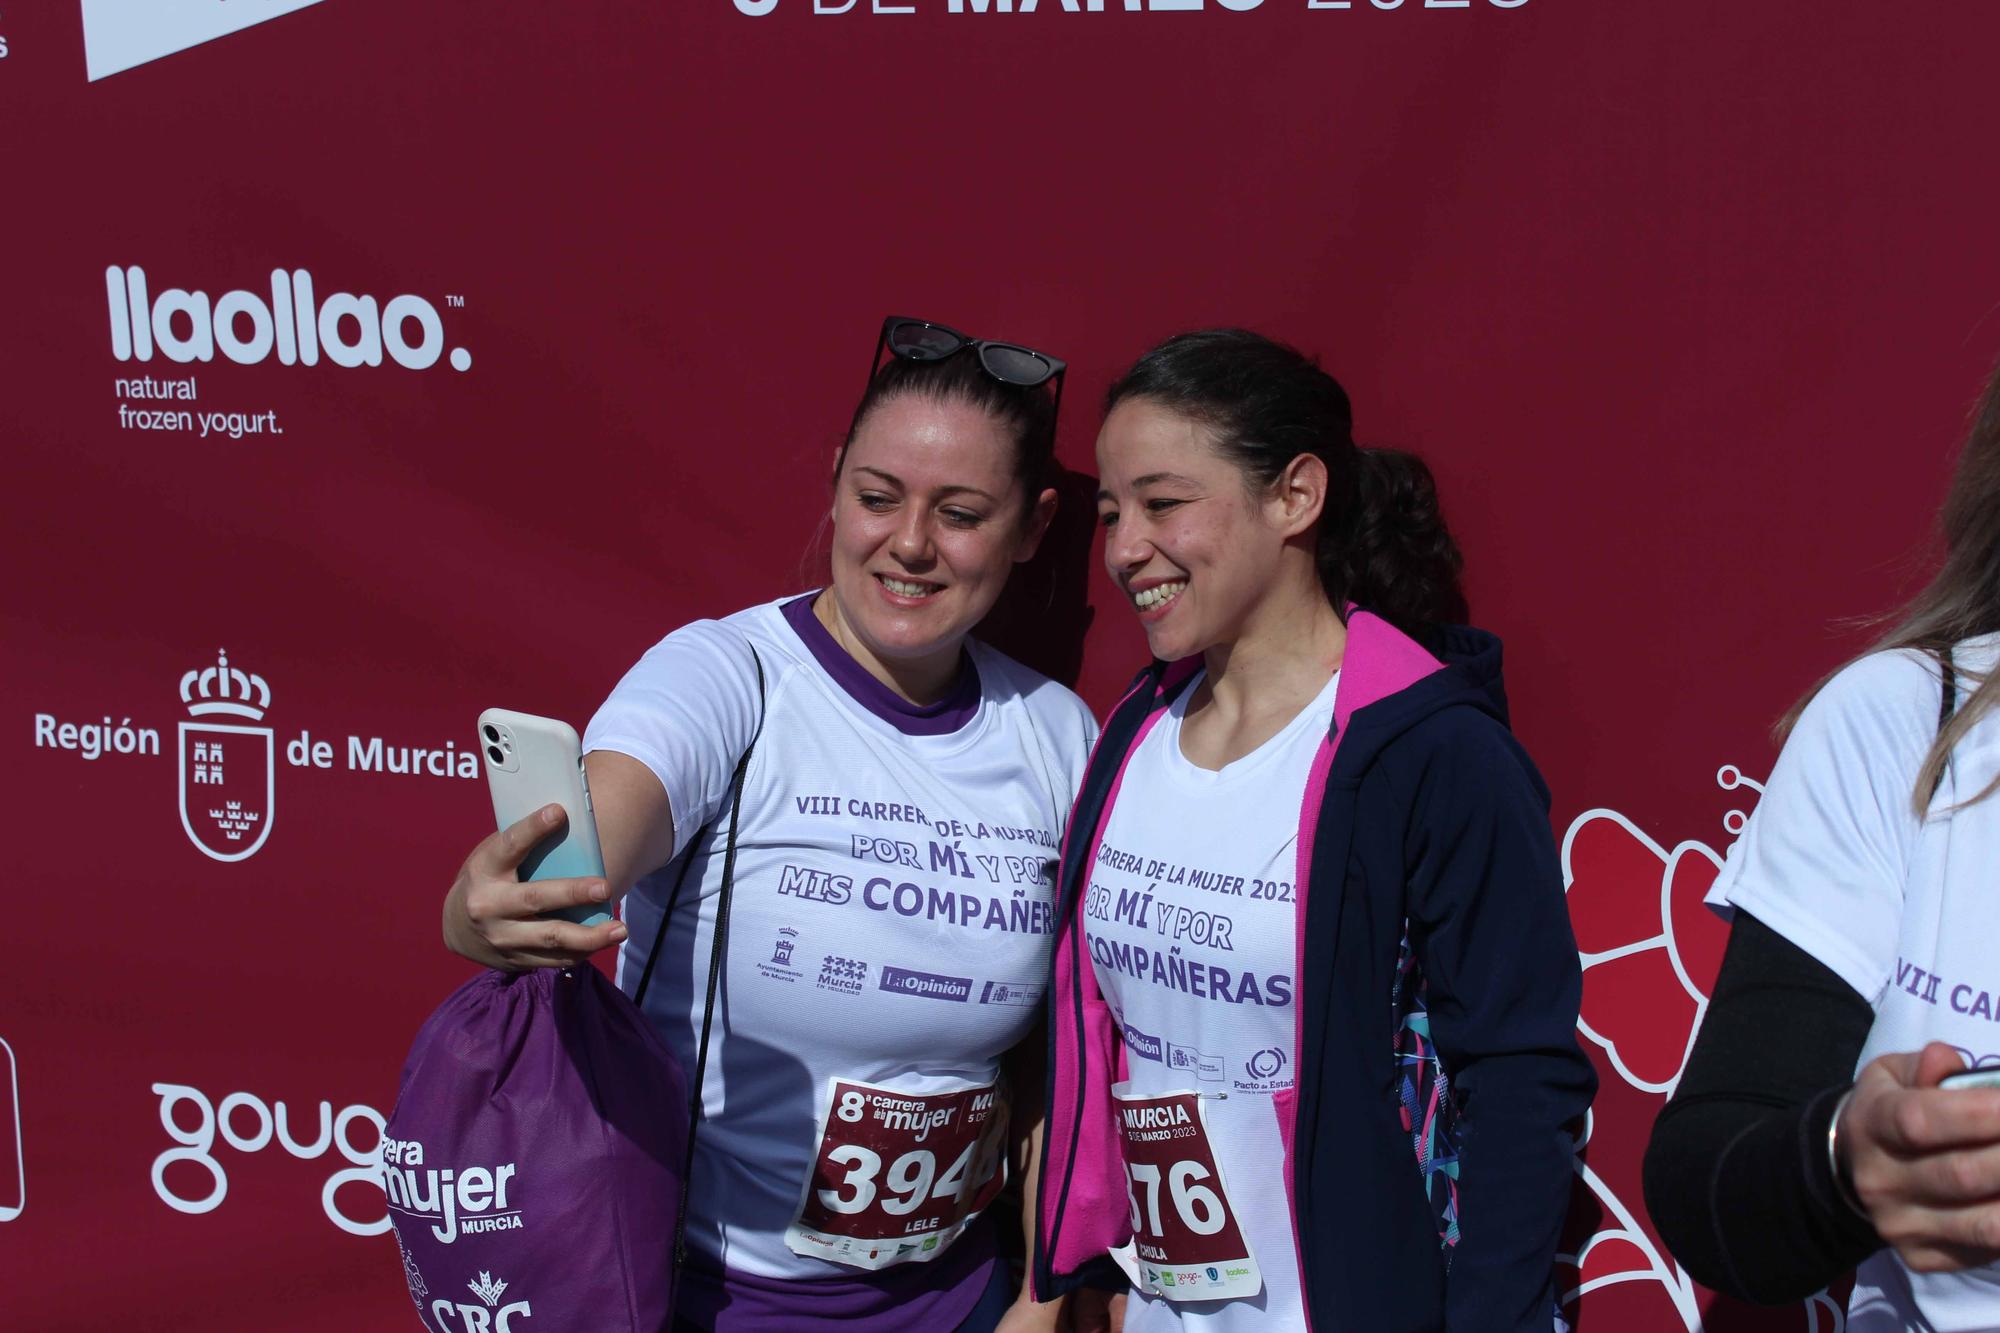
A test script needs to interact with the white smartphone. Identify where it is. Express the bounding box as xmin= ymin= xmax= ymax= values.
xmin=1941 ymin=1067 xmax=2000 ymax=1091
xmin=477 ymin=708 xmax=612 ymax=927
